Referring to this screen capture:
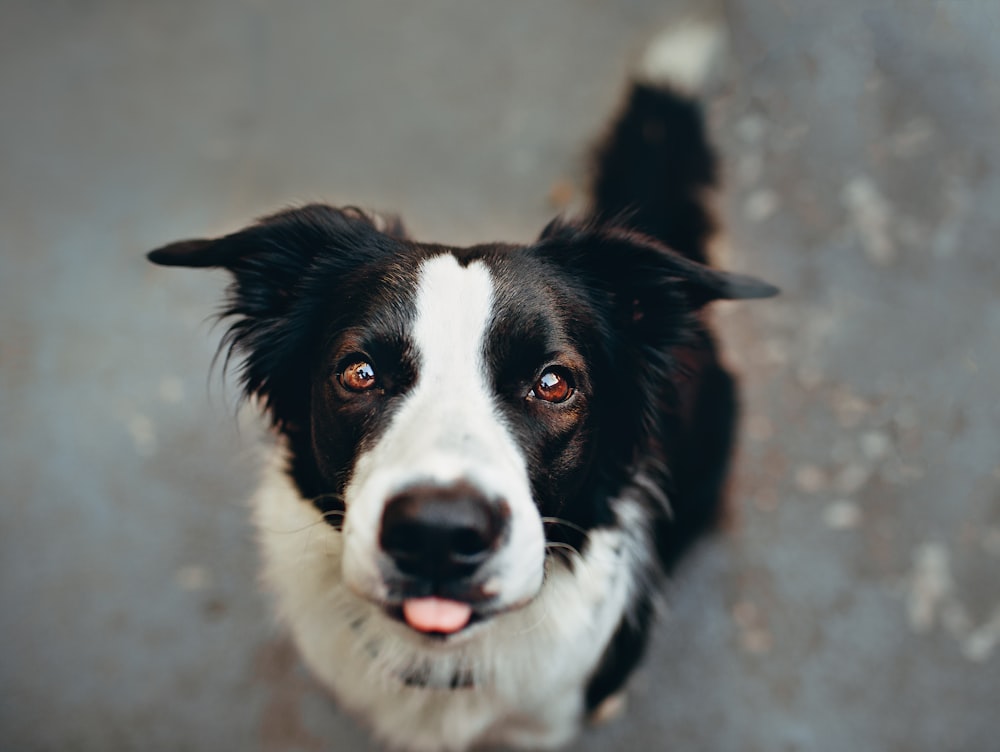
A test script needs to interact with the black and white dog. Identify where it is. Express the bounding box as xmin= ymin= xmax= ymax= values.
xmin=149 ymin=22 xmax=776 ymax=752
